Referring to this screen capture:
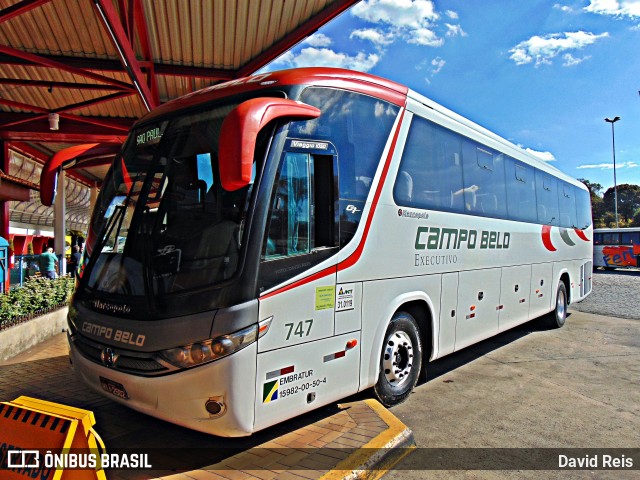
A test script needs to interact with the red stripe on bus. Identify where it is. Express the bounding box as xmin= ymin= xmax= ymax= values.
xmin=338 ymin=109 xmax=406 ymax=272
xmin=574 ymin=228 xmax=589 ymax=242
xmin=260 ymin=265 xmax=337 ymax=299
